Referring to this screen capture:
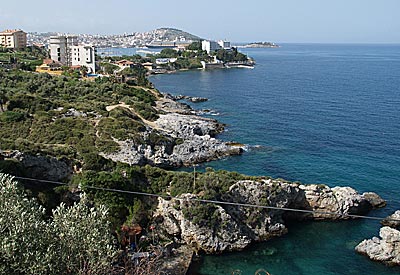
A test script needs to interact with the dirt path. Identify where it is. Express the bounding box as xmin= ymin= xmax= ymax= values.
xmin=105 ymin=102 xmax=162 ymax=130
